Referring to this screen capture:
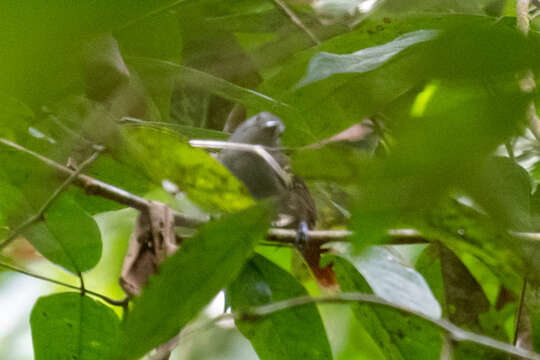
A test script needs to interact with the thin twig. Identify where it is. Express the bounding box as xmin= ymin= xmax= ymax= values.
xmin=0 ymin=261 xmax=127 ymax=307
xmin=0 ymin=150 xmax=101 ymax=250
xmin=0 ymin=138 xmax=209 ymax=228
xmin=182 ymin=293 xmax=540 ymax=360
xmin=271 ymin=0 xmax=321 ymax=45
xmin=189 ymin=139 xmax=292 ymax=188
xmin=243 ymin=294 xmax=540 ymax=360
xmin=513 ymin=277 xmax=528 ymax=345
